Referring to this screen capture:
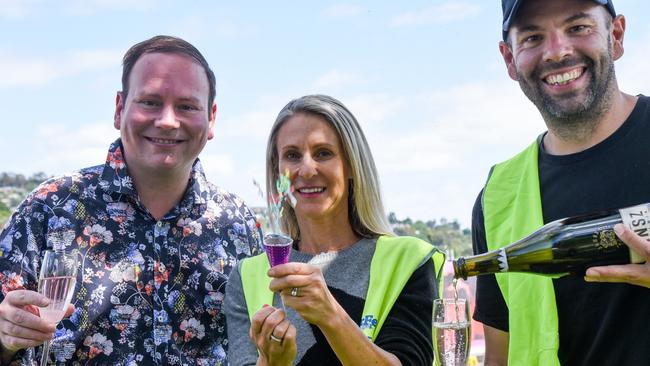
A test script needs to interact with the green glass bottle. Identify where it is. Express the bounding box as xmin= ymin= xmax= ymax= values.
xmin=454 ymin=203 xmax=648 ymax=279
